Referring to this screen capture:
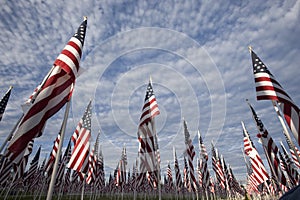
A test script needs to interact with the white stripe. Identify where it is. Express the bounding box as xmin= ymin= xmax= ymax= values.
xmin=56 ymin=54 xmax=78 ymax=78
